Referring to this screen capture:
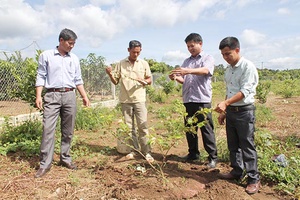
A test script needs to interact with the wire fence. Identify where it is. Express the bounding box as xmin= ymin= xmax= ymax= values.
xmin=0 ymin=44 xmax=116 ymax=118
